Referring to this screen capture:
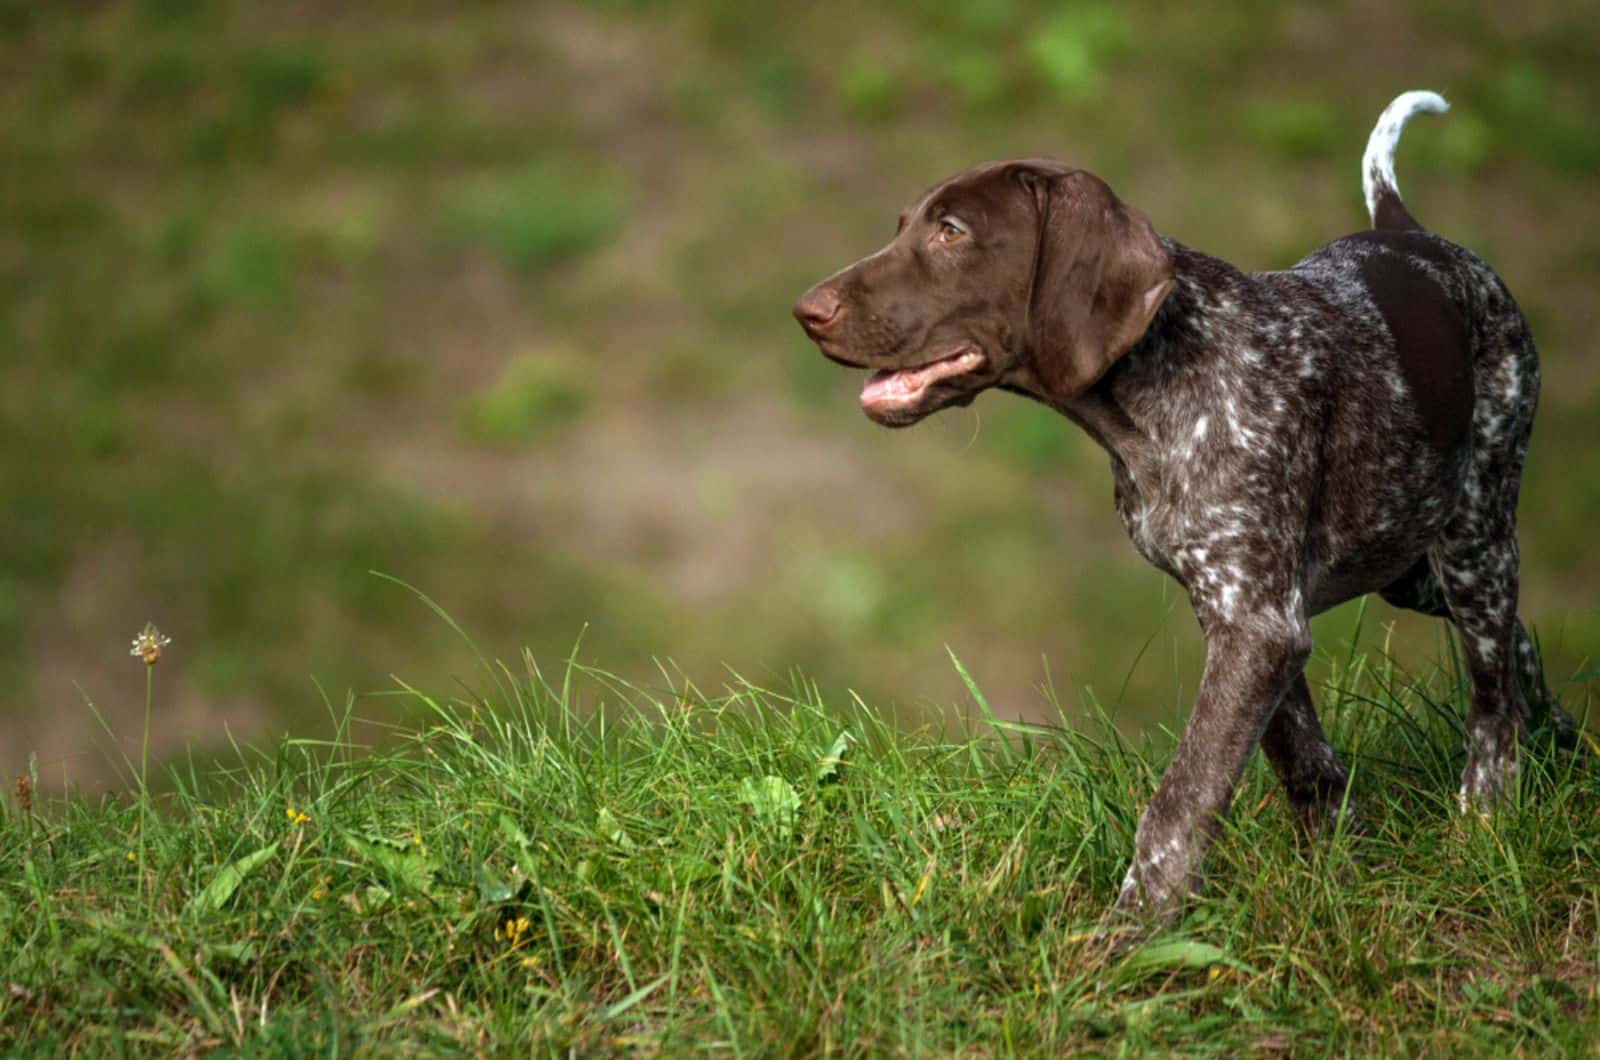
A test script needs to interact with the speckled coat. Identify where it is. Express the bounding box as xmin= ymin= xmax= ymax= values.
xmin=794 ymin=91 xmax=1570 ymax=922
